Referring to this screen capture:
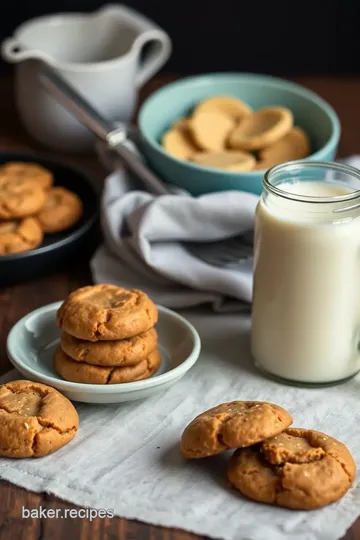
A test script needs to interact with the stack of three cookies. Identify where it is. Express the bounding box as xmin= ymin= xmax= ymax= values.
xmin=54 ymin=284 xmax=161 ymax=385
